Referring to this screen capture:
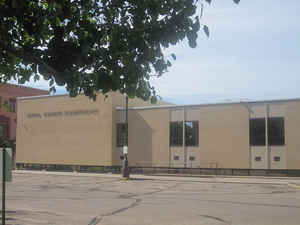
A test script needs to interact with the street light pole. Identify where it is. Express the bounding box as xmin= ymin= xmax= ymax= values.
xmin=2 ymin=146 xmax=6 ymax=225
xmin=122 ymin=95 xmax=130 ymax=178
